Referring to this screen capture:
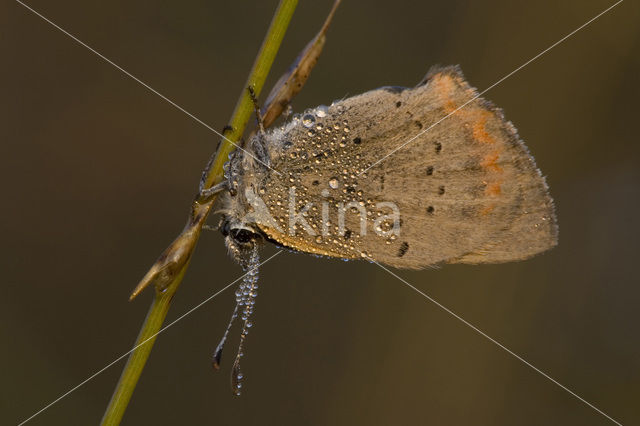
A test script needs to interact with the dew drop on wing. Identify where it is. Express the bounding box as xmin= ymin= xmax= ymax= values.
xmin=315 ymin=105 xmax=328 ymax=117
xmin=302 ymin=113 xmax=315 ymax=128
